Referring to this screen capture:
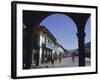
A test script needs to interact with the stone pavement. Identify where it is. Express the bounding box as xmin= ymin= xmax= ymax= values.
xmin=48 ymin=56 xmax=79 ymax=68
xmin=31 ymin=57 xmax=90 ymax=68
